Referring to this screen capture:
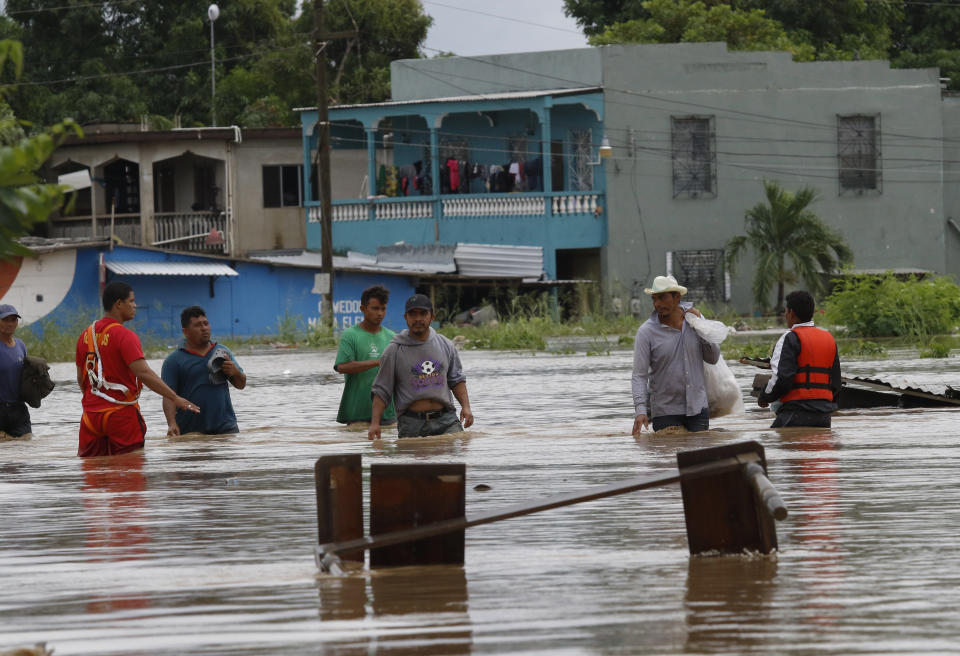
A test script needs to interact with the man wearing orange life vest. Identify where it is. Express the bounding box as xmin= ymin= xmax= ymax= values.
xmin=75 ymin=281 xmax=200 ymax=457
xmin=757 ymin=290 xmax=841 ymax=427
